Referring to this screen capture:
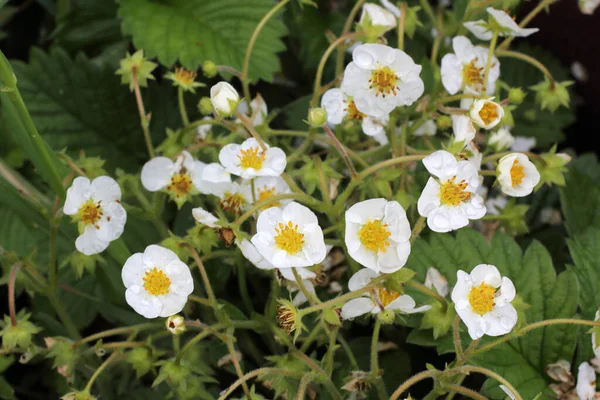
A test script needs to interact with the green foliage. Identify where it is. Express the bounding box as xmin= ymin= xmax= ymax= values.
xmin=118 ymin=0 xmax=288 ymax=83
